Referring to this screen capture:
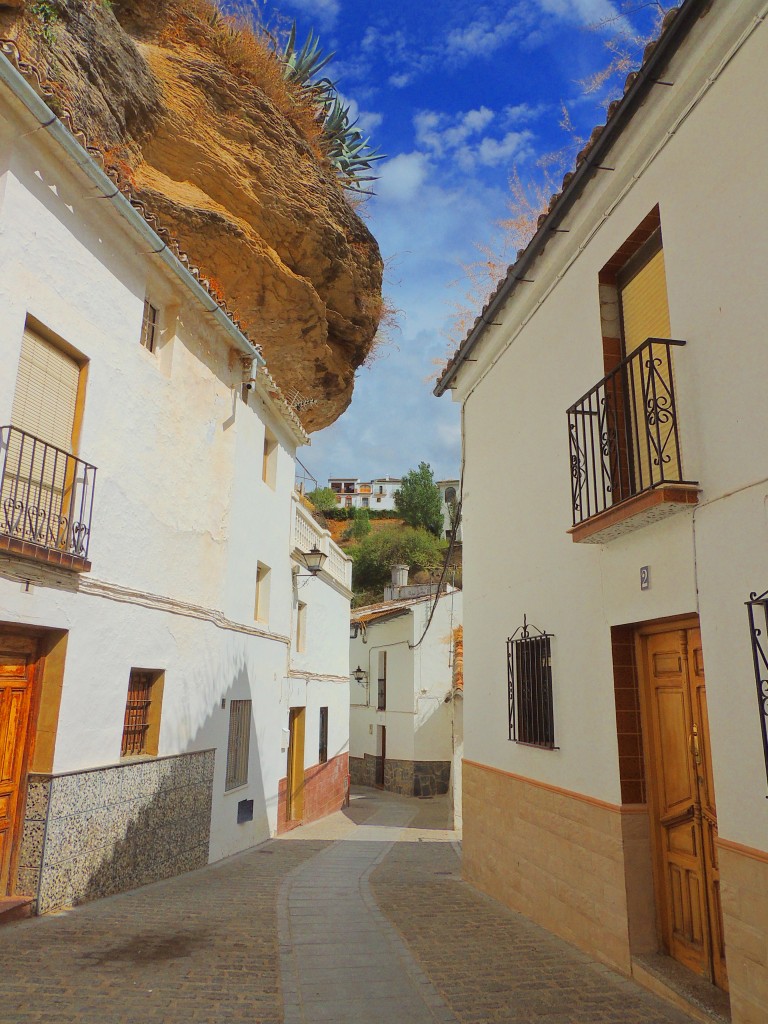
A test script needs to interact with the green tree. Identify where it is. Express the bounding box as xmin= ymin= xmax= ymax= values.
xmin=351 ymin=525 xmax=447 ymax=595
xmin=305 ymin=486 xmax=339 ymax=512
xmin=344 ymin=507 xmax=371 ymax=541
xmin=394 ymin=462 xmax=444 ymax=536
